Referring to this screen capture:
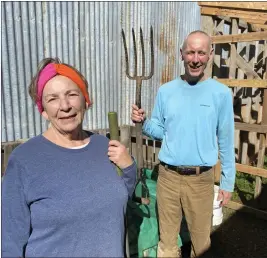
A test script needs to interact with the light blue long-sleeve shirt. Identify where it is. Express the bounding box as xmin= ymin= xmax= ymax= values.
xmin=143 ymin=77 xmax=236 ymax=192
